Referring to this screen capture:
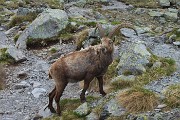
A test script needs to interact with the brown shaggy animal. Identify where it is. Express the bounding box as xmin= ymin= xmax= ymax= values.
xmin=45 ymin=23 xmax=137 ymax=115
